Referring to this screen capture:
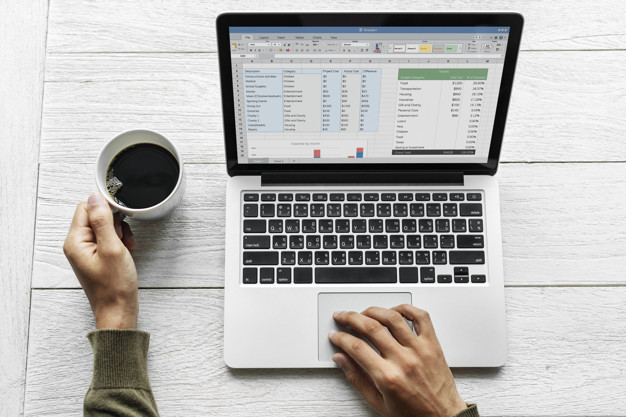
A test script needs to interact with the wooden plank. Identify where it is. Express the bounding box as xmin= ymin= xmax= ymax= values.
xmin=46 ymin=0 xmax=626 ymax=52
xmin=32 ymin=162 xmax=626 ymax=289
xmin=23 ymin=287 xmax=626 ymax=416
xmin=0 ymin=0 xmax=48 ymax=415
xmin=40 ymin=51 xmax=626 ymax=164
